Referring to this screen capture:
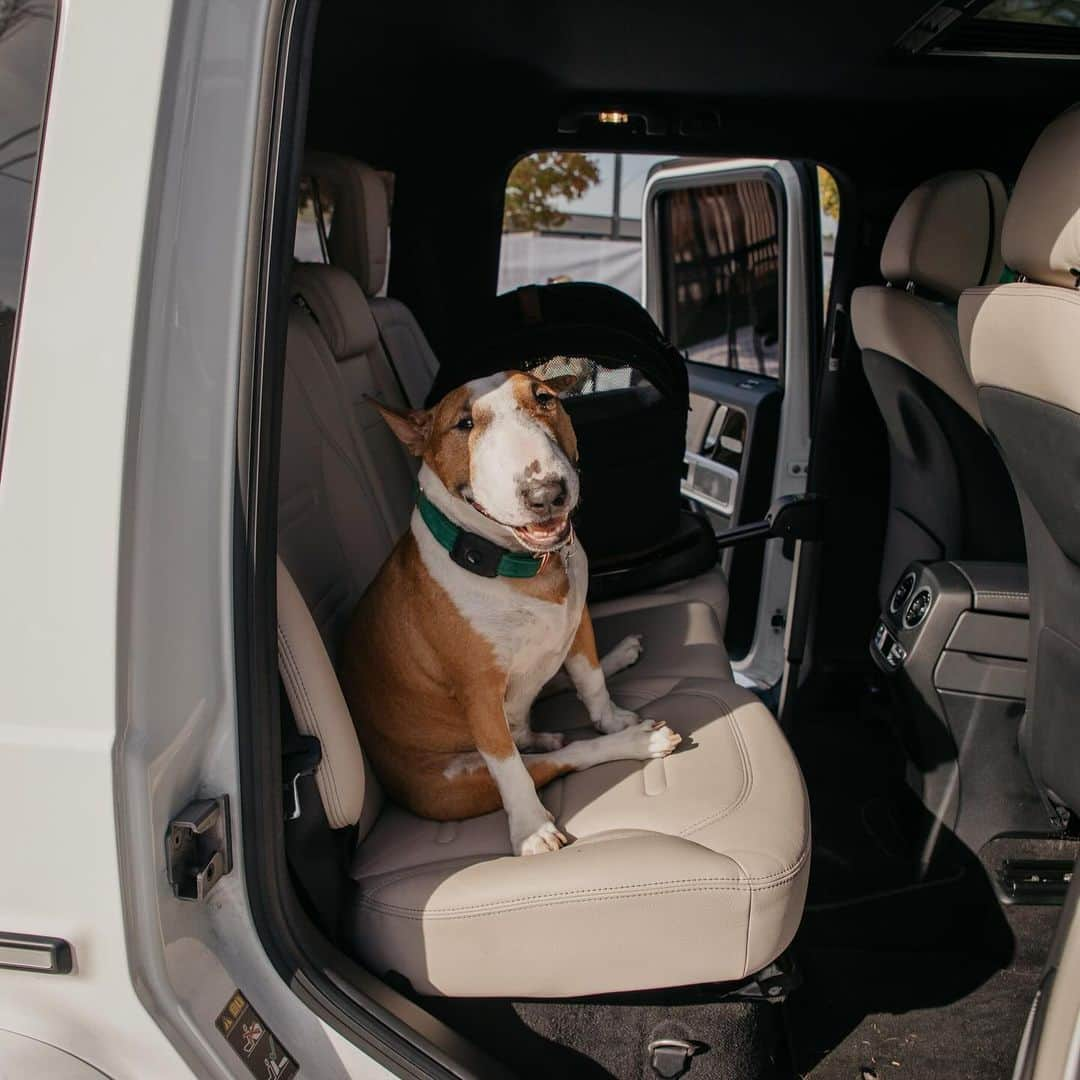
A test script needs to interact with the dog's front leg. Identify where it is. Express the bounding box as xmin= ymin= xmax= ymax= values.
xmin=506 ymin=679 xmax=564 ymax=752
xmin=563 ymin=607 xmax=641 ymax=734
xmin=465 ymin=680 xmax=568 ymax=856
